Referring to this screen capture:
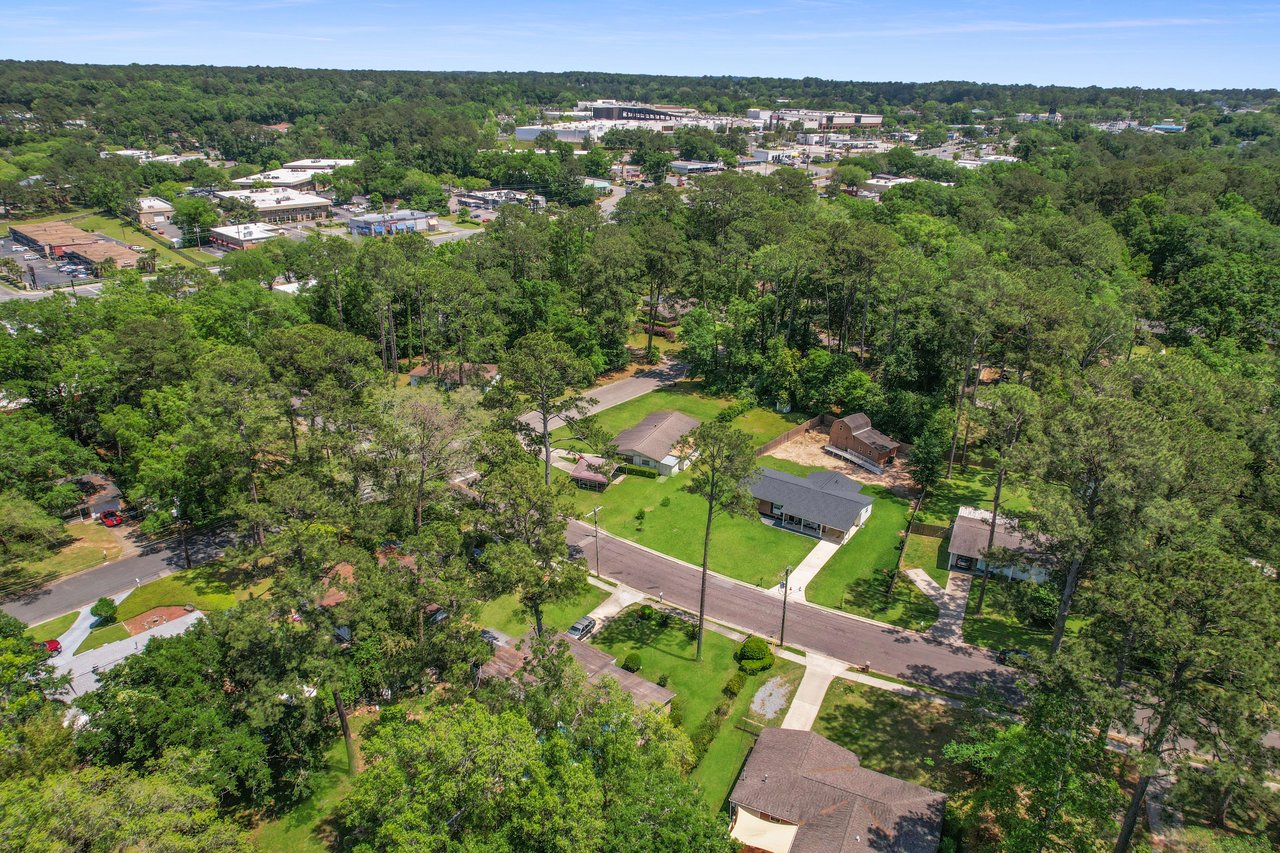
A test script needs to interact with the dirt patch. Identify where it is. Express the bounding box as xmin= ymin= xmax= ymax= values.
xmin=750 ymin=676 xmax=792 ymax=721
xmin=122 ymin=606 xmax=194 ymax=635
xmin=764 ymin=430 xmax=917 ymax=496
